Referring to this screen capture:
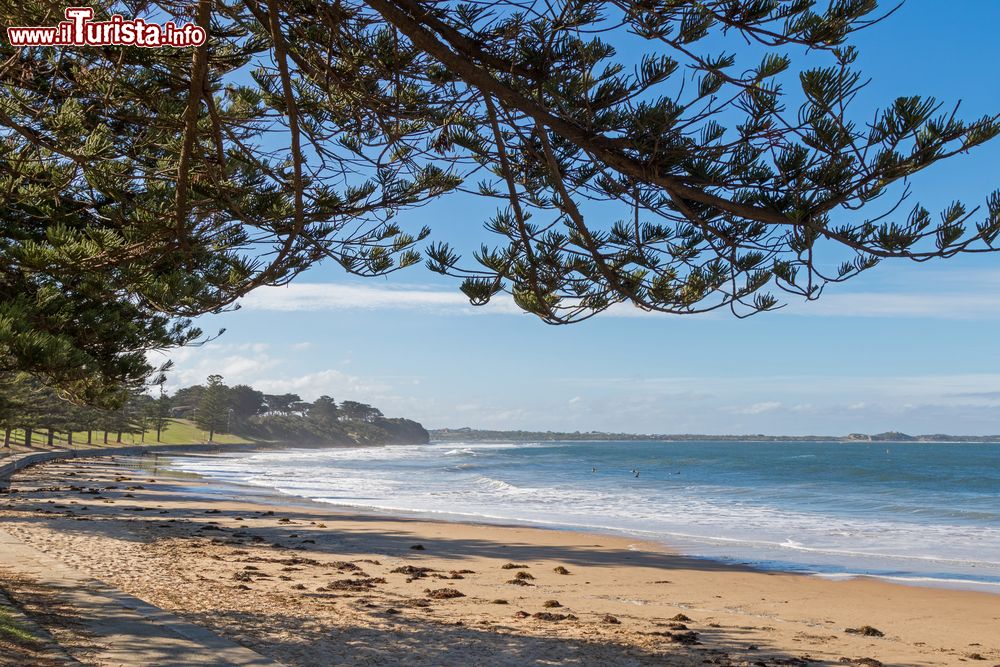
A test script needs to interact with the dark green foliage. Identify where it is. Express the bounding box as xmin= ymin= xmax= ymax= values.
xmin=264 ymin=393 xmax=301 ymax=415
xmin=0 ymin=0 xmax=453 ymax=403
xmin=0 ymin=373 xmax=427 ymax=446
xmin=308 ymin=395 xmax=339 ymax=425
xmin=352 ymin=417 xmax=430 ymax=445
xmin=239 ymin=413 xmax=427 ymax=445
xmin=229 ymin=385 xmax=266 ymax=423
xmin=145 ymin=388 xmax=172 ymax=442
xmin=340 ymin=400 xmax=384 ymax=422
xmin=194 ymin=374 xmax=230 ymax=441
xmin=237 ymin=391 xmax=424 ymax=443
xmin=0 ymin=374 xmax=146 ymax=446
xmin=2 ymin=0 xmax=998 ymax=403
xmin=171 ymin=385 xmax=206 ymax=418
xmin=412 ymin=1 xmax=1000 ymax=321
